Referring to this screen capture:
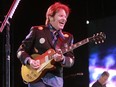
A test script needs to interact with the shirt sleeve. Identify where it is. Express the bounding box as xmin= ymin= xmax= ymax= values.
xmin=17 ymin=27 xmax=36 ymax=65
